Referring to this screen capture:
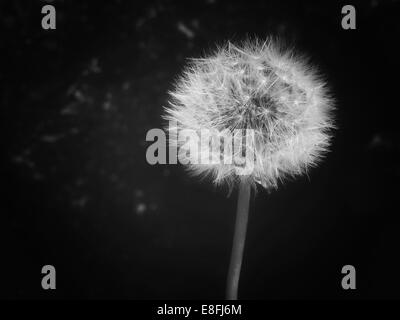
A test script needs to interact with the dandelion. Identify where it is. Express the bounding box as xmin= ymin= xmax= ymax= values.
xmin=163 ymin=38 xmax=335 ymax=299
